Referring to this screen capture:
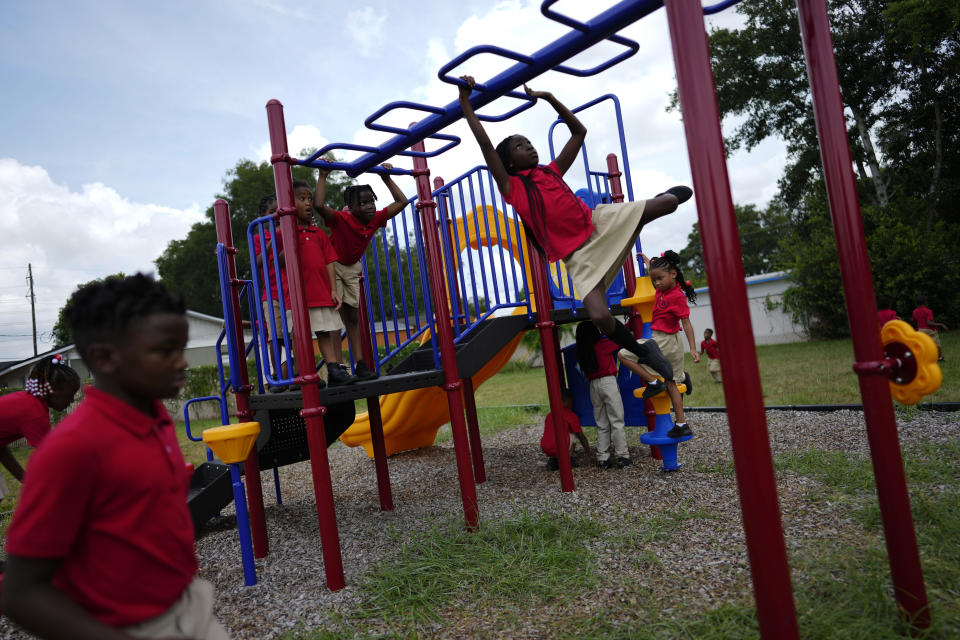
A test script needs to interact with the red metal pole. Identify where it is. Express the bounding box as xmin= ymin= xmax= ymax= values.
xmin=212 ymin=200 xmax=269 ymax=560
xmin=266 ymin=99 xmax=345 ymax=591
xmin=527 ymin=244 xmax=575 ymax=492
xmin=664 ymin=2 xmax=799 ymax=637
xmin=795 ymin=0 xmax=929 ymax=627
xmin=411 ymin=139 xmax=480 ymax=529
xmin=461 ymin=377 xmax=486 ymax=484
xmin=357 ymin=274 xmax=393 ymax=511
